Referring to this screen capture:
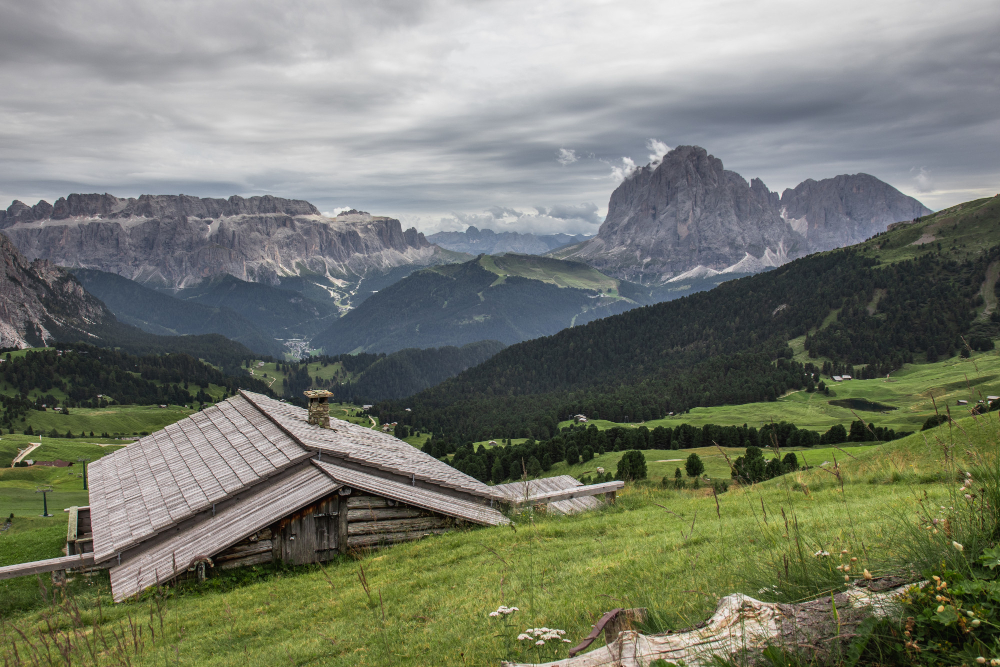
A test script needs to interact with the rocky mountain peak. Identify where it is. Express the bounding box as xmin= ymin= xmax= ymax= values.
xmin=554 ymin=145 xmax=932 ymax=282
